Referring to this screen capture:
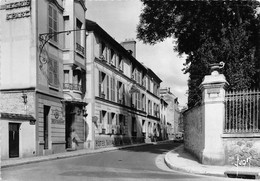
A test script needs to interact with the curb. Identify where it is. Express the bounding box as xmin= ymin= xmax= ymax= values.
xmin=164 ymin=146 xmax=225 ymax=178
xmin=1 ymin=142 xmax=156 ymax=168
